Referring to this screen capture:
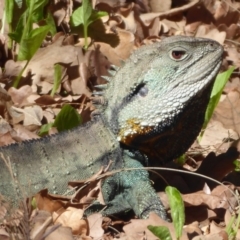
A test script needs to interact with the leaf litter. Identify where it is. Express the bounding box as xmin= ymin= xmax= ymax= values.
xmin=1 ymin=0 xmax=240 ymax=239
